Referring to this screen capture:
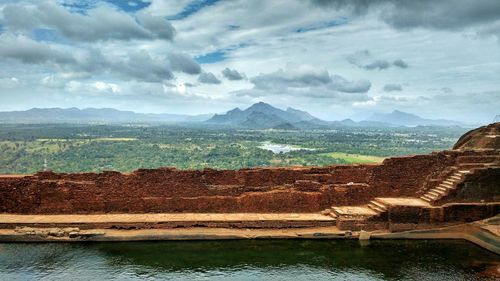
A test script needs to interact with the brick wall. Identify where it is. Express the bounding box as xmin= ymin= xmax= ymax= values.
xmin=0 ymin=150 xmax=487 ymax=214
